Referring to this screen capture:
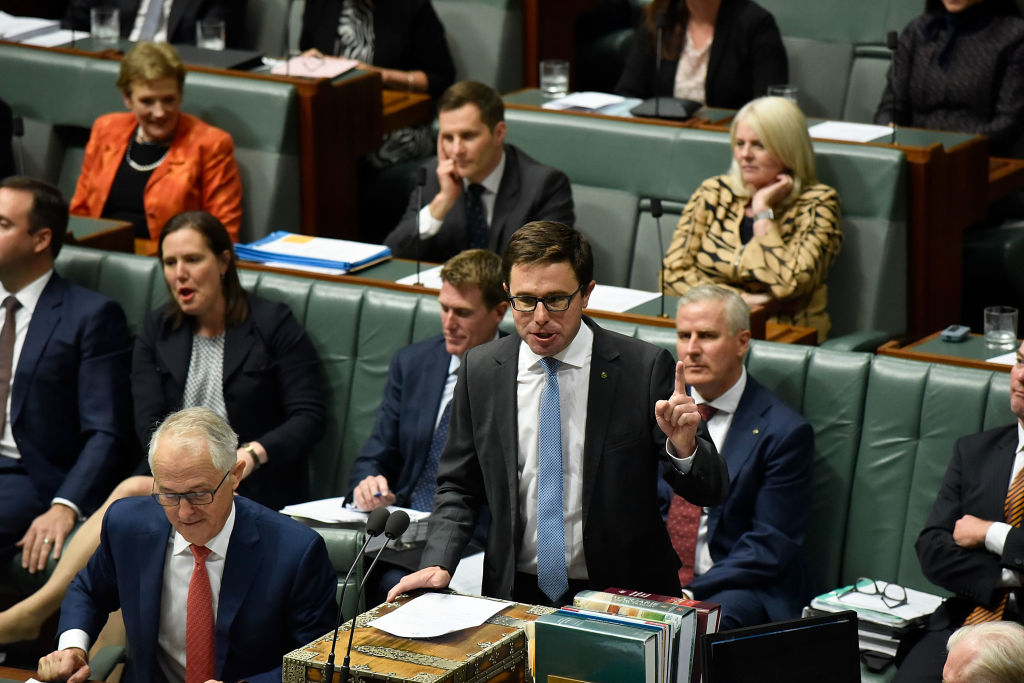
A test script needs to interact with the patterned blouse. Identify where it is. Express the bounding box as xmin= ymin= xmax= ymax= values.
xmin=663 ymin=175 xmax=842 ymax=340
